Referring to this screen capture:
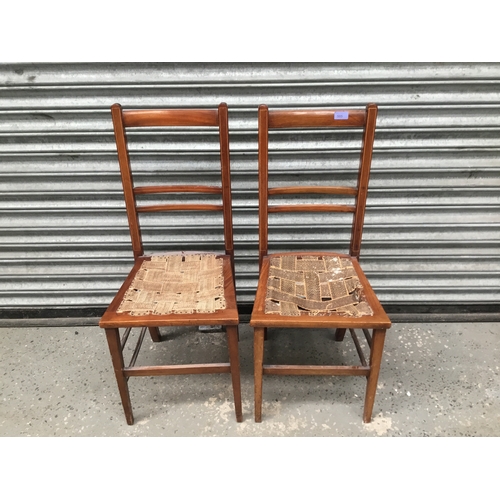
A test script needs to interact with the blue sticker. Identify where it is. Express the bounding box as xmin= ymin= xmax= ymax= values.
xmin=334 ymin=111 xmax=349 ymax=120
